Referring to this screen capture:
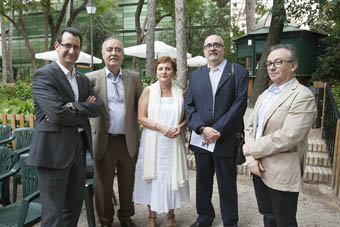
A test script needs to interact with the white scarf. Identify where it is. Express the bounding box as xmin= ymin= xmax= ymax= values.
xmin=143 ymin=81 xmax=188 ymax=190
